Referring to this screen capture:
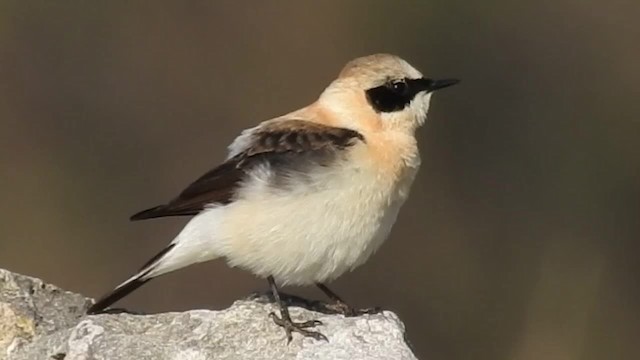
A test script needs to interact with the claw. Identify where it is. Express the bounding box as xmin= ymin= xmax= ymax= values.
xmin=296 ymin=319 xmax=323 ymax=328
xmin=269 ymin=312 xmax=328 ymax=343
xmin=325 ymin=301 xmax=382 ymax=317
